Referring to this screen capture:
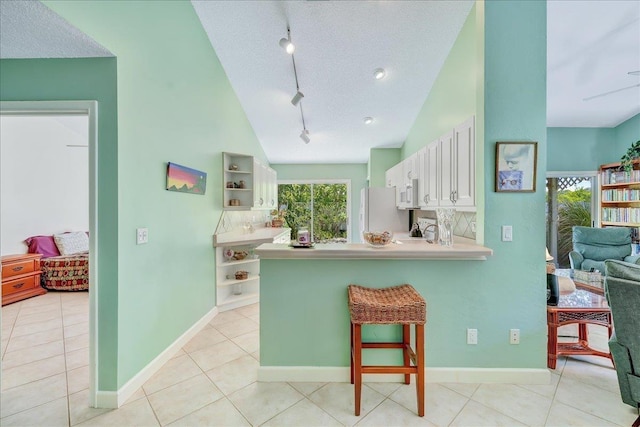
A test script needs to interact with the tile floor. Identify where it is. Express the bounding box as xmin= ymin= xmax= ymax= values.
xmin=1 ymin=292 xmax=638 ymax=426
